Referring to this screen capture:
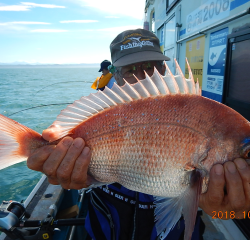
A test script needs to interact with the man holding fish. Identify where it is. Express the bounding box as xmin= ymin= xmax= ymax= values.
xmin=27 ymin=29 xmax=250 ymax=239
